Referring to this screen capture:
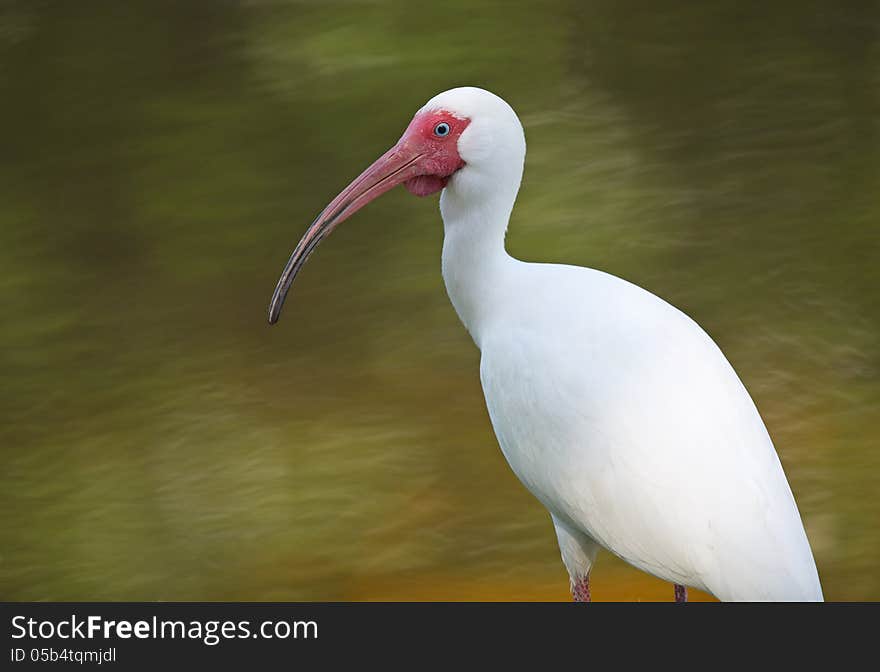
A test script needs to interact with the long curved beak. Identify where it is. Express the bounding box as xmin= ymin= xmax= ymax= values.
xmin=268 ymin=143 xmax=424 ymax=325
